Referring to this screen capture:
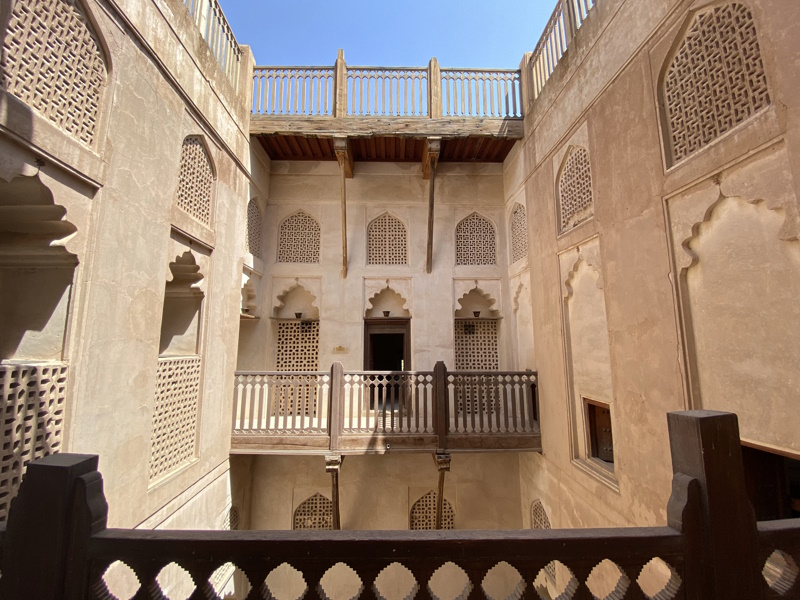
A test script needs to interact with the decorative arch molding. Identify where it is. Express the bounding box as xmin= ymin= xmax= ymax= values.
xmin=512 ymin=279 xmax=528 ymax=313
xmin=560 ymin=241 xmax=604 ymax=300
xmin=659 ymin=2 xmax=771 ymax=165
xmin=241 ymin=280 xmax=257 ymax=315
xmin=365 ymin=286 xmax=411 ymax=319
xmin=453 ymin=278 xmax=502 ymax=317
xmin=1 ymin=0 xmax=110 ymax=147
xmin=364 ymin=277 xmax=413 ymax=317
xmin=278 ymin=210 xmax=321 ymax=264
xmin=367 ymin=212 xmax=408 ymax=266
xmin=273 ymin=281 xmax=320 ymax=320
xmin=454 ymin=287 xmax=500 ymax=319
xmin=166 ymin=251 xmax=205 ymax=296
xmin=455 ymin=212 xmax=496 ymax=266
